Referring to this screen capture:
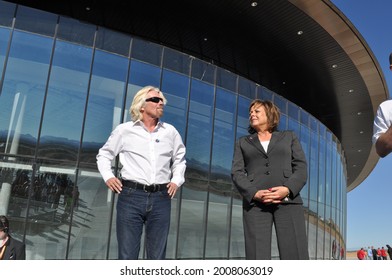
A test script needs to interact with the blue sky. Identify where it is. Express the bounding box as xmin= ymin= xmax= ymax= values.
xmin=331 ymin=0 xmax=392 ymax=251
